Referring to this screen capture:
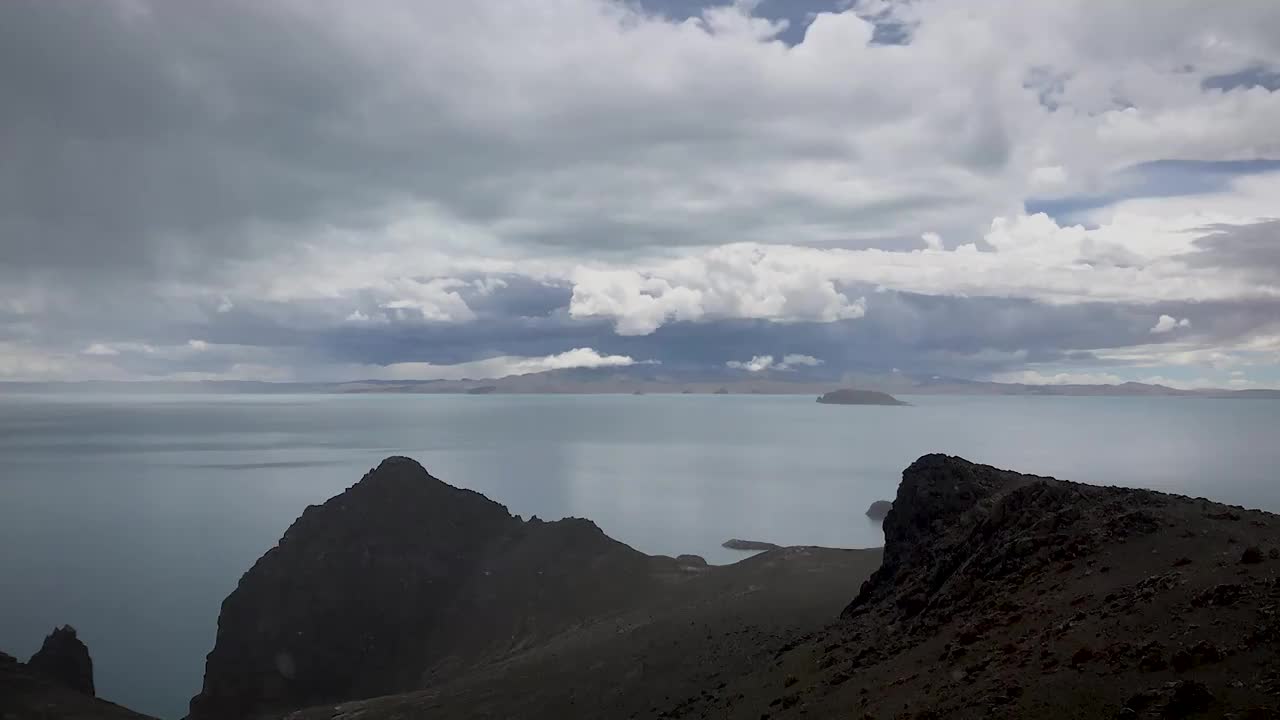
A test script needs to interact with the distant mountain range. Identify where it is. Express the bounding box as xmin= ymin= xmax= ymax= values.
xmin=4 ymin=367 xmax=1278 ymax=398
